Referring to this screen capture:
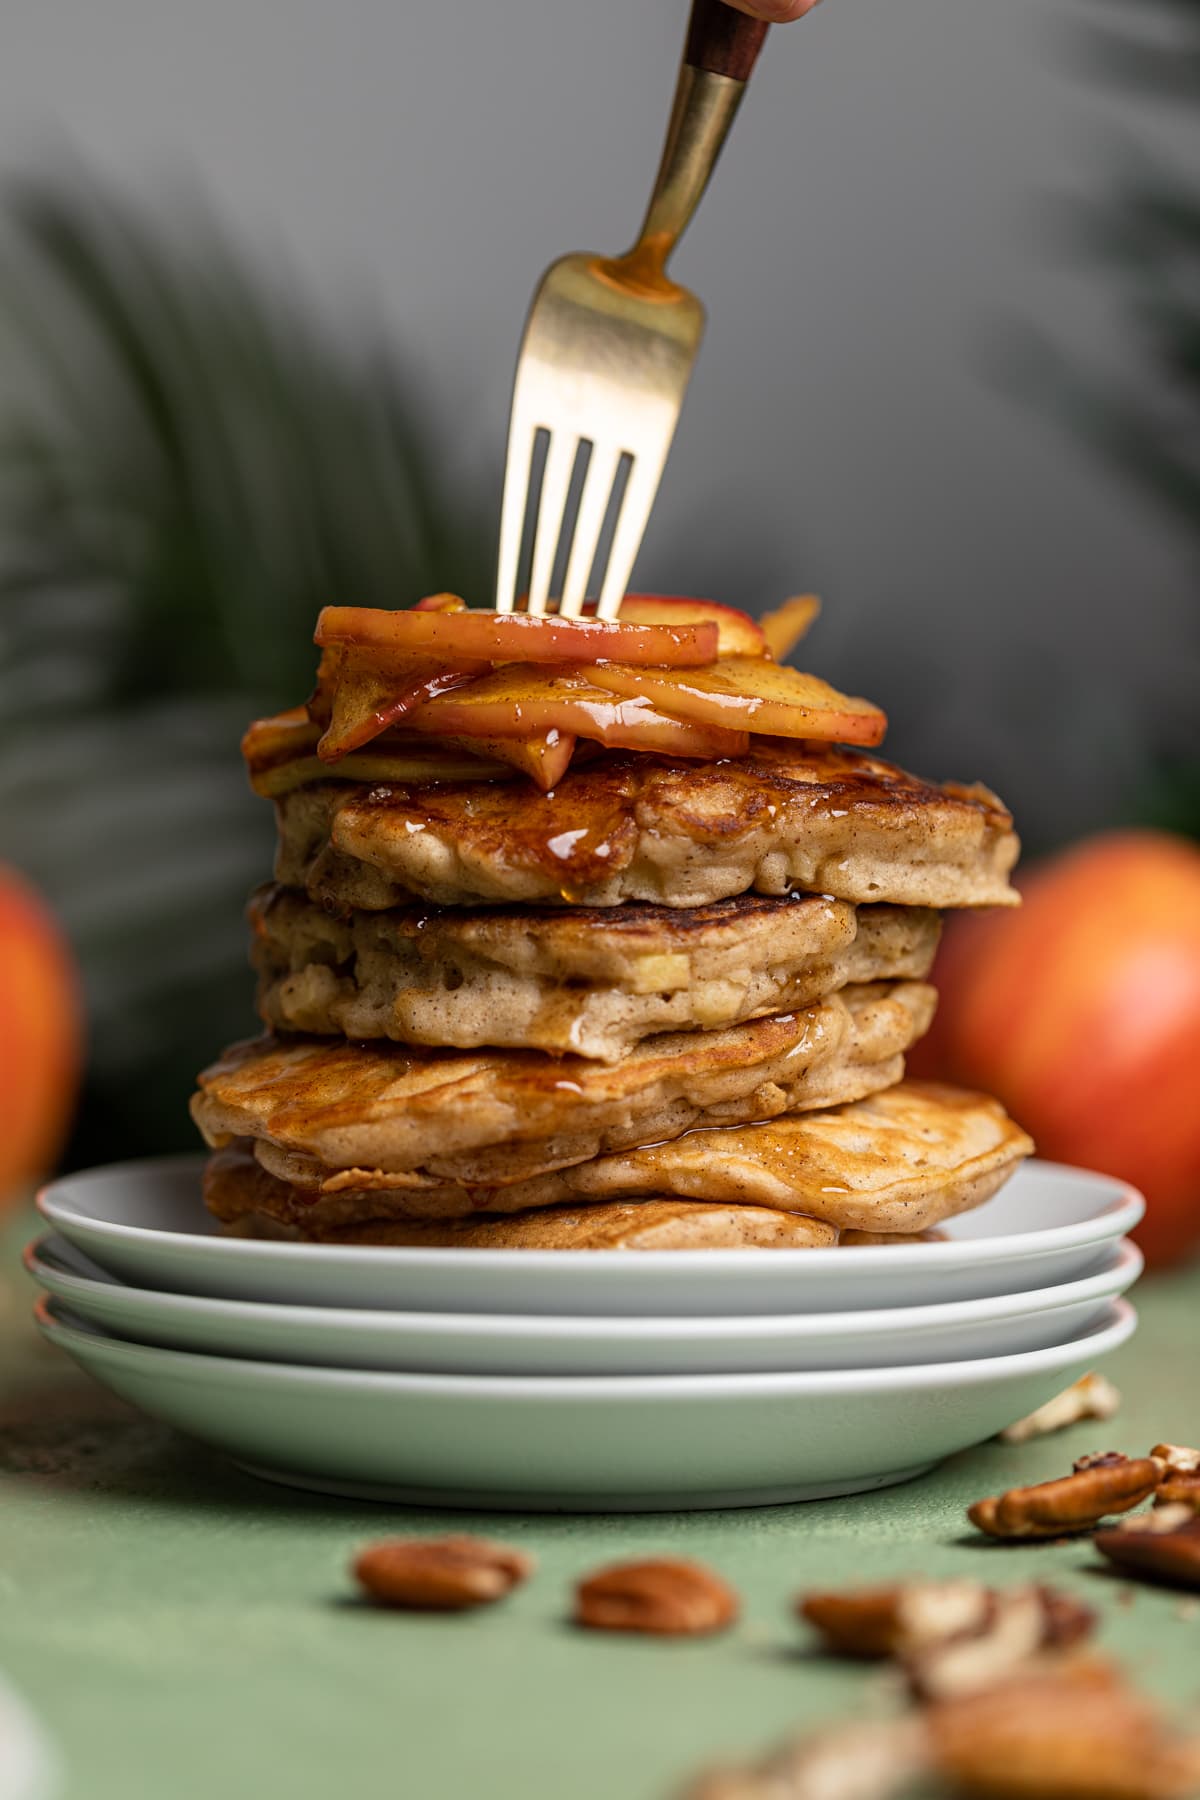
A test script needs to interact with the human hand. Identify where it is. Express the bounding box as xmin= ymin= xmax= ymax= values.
xmin=722 ymin=0 xmax=823 ymax=19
